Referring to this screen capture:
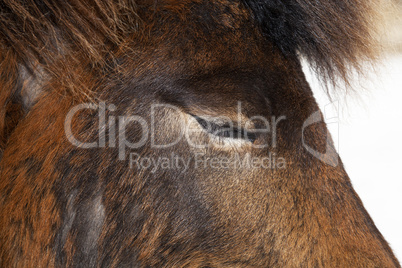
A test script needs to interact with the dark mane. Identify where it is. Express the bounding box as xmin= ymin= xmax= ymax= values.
xmin=241 ymin=0 xmax=381 ymax=86
xmin=0 ymin=0 xmax=381 ymax=86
